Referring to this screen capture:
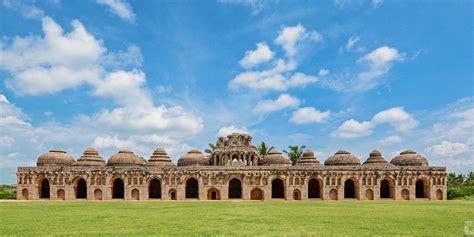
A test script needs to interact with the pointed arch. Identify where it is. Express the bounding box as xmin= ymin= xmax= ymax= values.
xmin=250 ymin=188 xmax=263 ymax=200
xmin=228 ymin=178 xmax=242 ymax=199
xmin=76 ymin=178 xmax=87 ymax=199
xmin=308 ymin=178 xmax=321 ymax=199
xmin=149 ymin=178 xmax=161 ymax=199
xmin=271 ymin=178 xmax=285 ymax=199
xmin=112 ymin=178 xmax=124 ymax=199
xmin=185 ymin=178 xmax=199 ymax=199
